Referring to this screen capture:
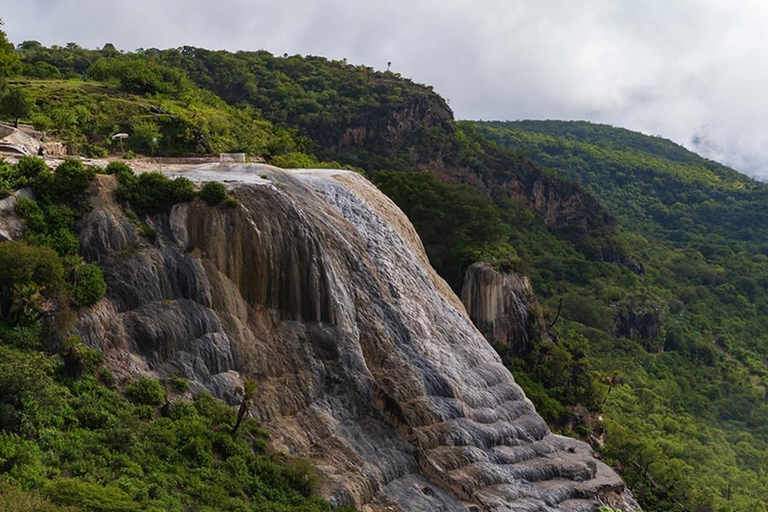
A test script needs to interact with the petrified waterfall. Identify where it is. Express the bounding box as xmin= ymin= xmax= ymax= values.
xmin=75 ymin=164 xmax=638 ymax=512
